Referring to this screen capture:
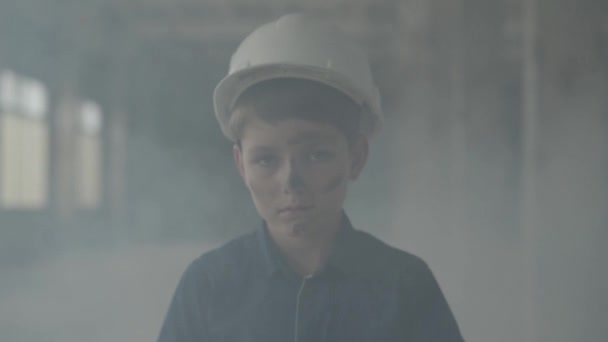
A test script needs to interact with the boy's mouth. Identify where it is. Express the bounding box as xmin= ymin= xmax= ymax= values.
xmin=278 ymin=205 xmax=313 ymax=215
